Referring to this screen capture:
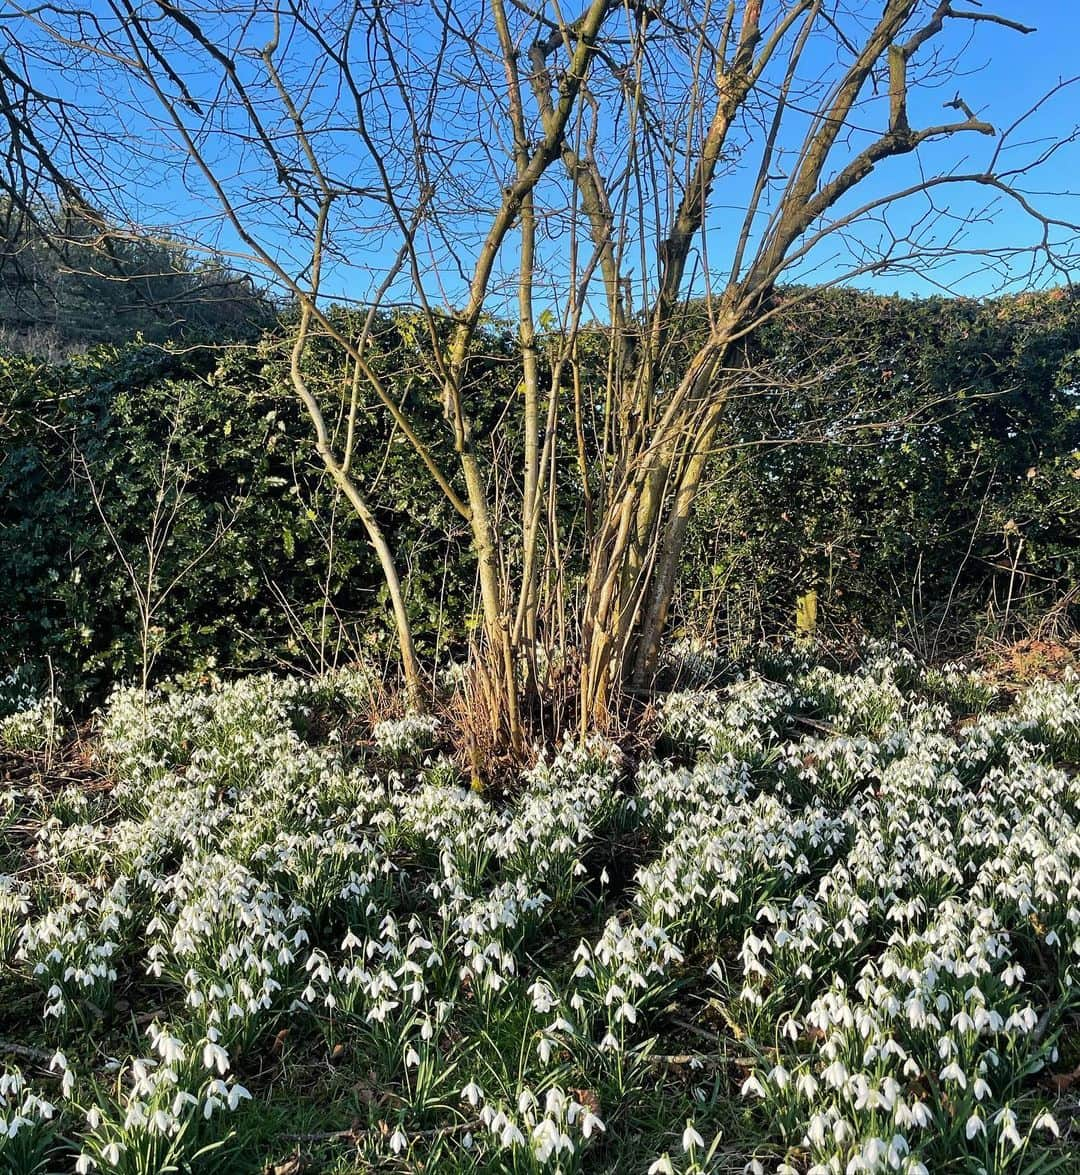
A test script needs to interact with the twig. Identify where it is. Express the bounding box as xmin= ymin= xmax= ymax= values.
xmin=281 ymin=1129 xmax=358 ymax=1144
xmin=648 ymin=1050 xmax=731 ymax=1069
xmin=667 ymin=1014 xmax=724 ymax=1043
xmin=282 ymin=1118 xmax=482 ymax=1146
xmin=793 ymin=715 xmax=839 ymax=734
xmin=0 ymin=1038 xmax=54 ymax=1063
